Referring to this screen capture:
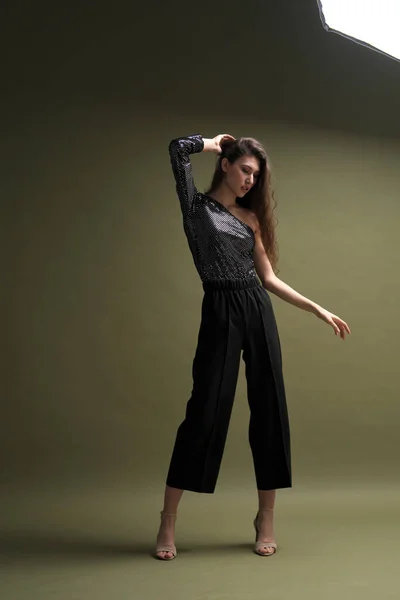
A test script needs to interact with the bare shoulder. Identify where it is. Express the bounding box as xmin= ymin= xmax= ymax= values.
xmin=246 ymin=209 xmax=261 ymax=233
xmin=248 ymin=209 xmax=259 ymax=224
